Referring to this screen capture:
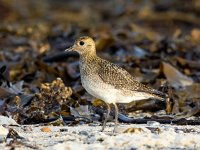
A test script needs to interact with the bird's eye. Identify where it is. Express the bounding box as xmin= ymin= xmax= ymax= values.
xmin=79 ymin=41 xmax=84 ymax=46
